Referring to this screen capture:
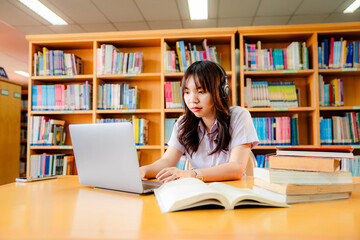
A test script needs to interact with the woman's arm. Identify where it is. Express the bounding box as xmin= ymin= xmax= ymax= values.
xmin=140 ymin=146 xmax=183 ymax=179
xmin=155 ymin=143 xmax=252 ymax=182
xmin=195 ymin=143 xmax=252 ymax=182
